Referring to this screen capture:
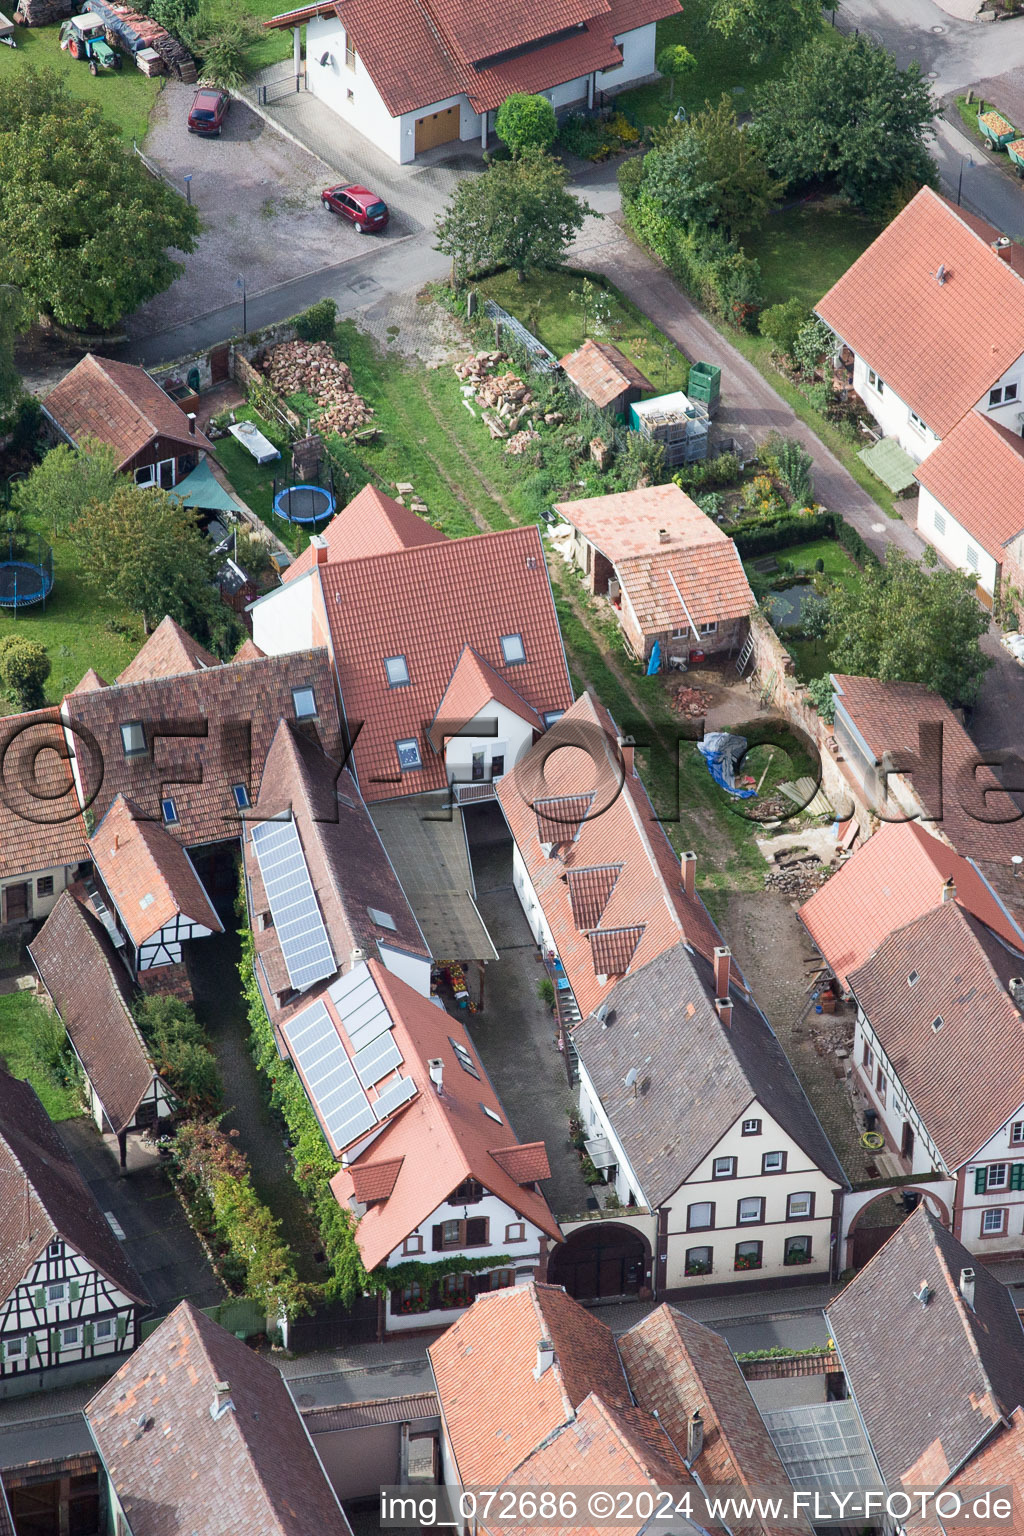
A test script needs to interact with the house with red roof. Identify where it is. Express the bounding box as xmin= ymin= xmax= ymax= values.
xmin=264 ymin=0 xmax=678 ymax=165
xmin=552 ymin=483 xmax=753 ymax=664
xmin=816 ymin=188 xmax=1024 ymax=465
xmin=913 ymin=409 xmax=1024 ymax=609
xmin=799 ymin=819 xmax=1024 ymax=1261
